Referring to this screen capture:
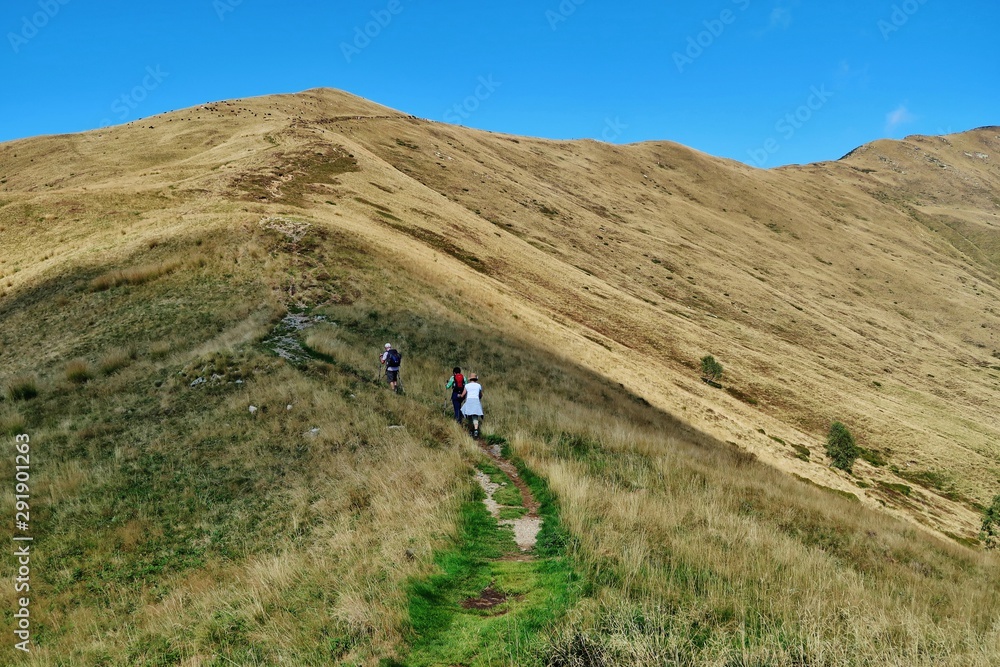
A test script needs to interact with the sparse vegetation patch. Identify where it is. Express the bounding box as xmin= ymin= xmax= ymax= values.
xmin=879 ymin=481 xmax=913 ymax=496
xmin=233 ymin=143 xmax=358 ymax=205
xmin=892 ymin=466 xmax=961 ymax=500
xmin=858 ymin=446 xmax=888 ymax=467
